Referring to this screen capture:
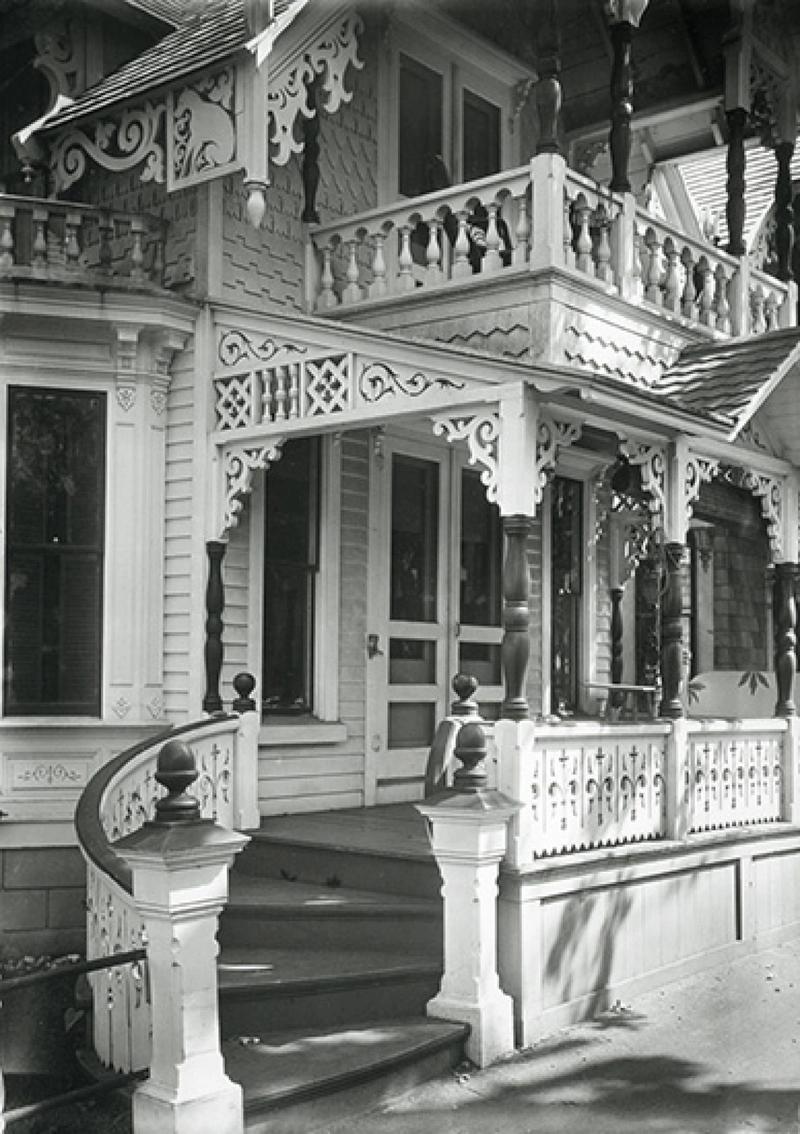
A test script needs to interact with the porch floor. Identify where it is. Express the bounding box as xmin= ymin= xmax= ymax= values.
xmin=256 ymin=804 xmax=434 ymax=860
